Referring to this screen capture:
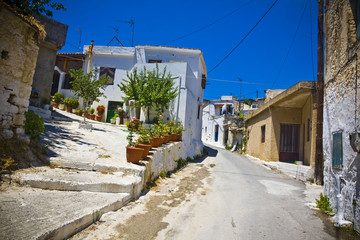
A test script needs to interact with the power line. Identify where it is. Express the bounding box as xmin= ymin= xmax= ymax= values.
xmin=207 ymin=78 xmax=288 ymax=87
xmin=271 ymin=0 xmax=308 ymax=87
xmin=309 ymin=0 xmax=315 ymax=81
xmin=208 ymin=0 xmax=279 ymax=74
xmin=162 ymin=0 xmax=255 ymax=45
